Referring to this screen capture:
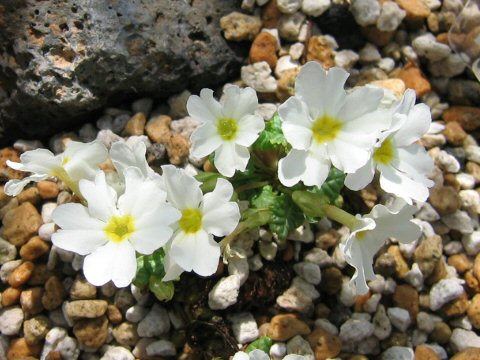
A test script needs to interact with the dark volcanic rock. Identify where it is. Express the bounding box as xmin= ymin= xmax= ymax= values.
xmin=0 ymin=0 xmax=246 ymax=145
